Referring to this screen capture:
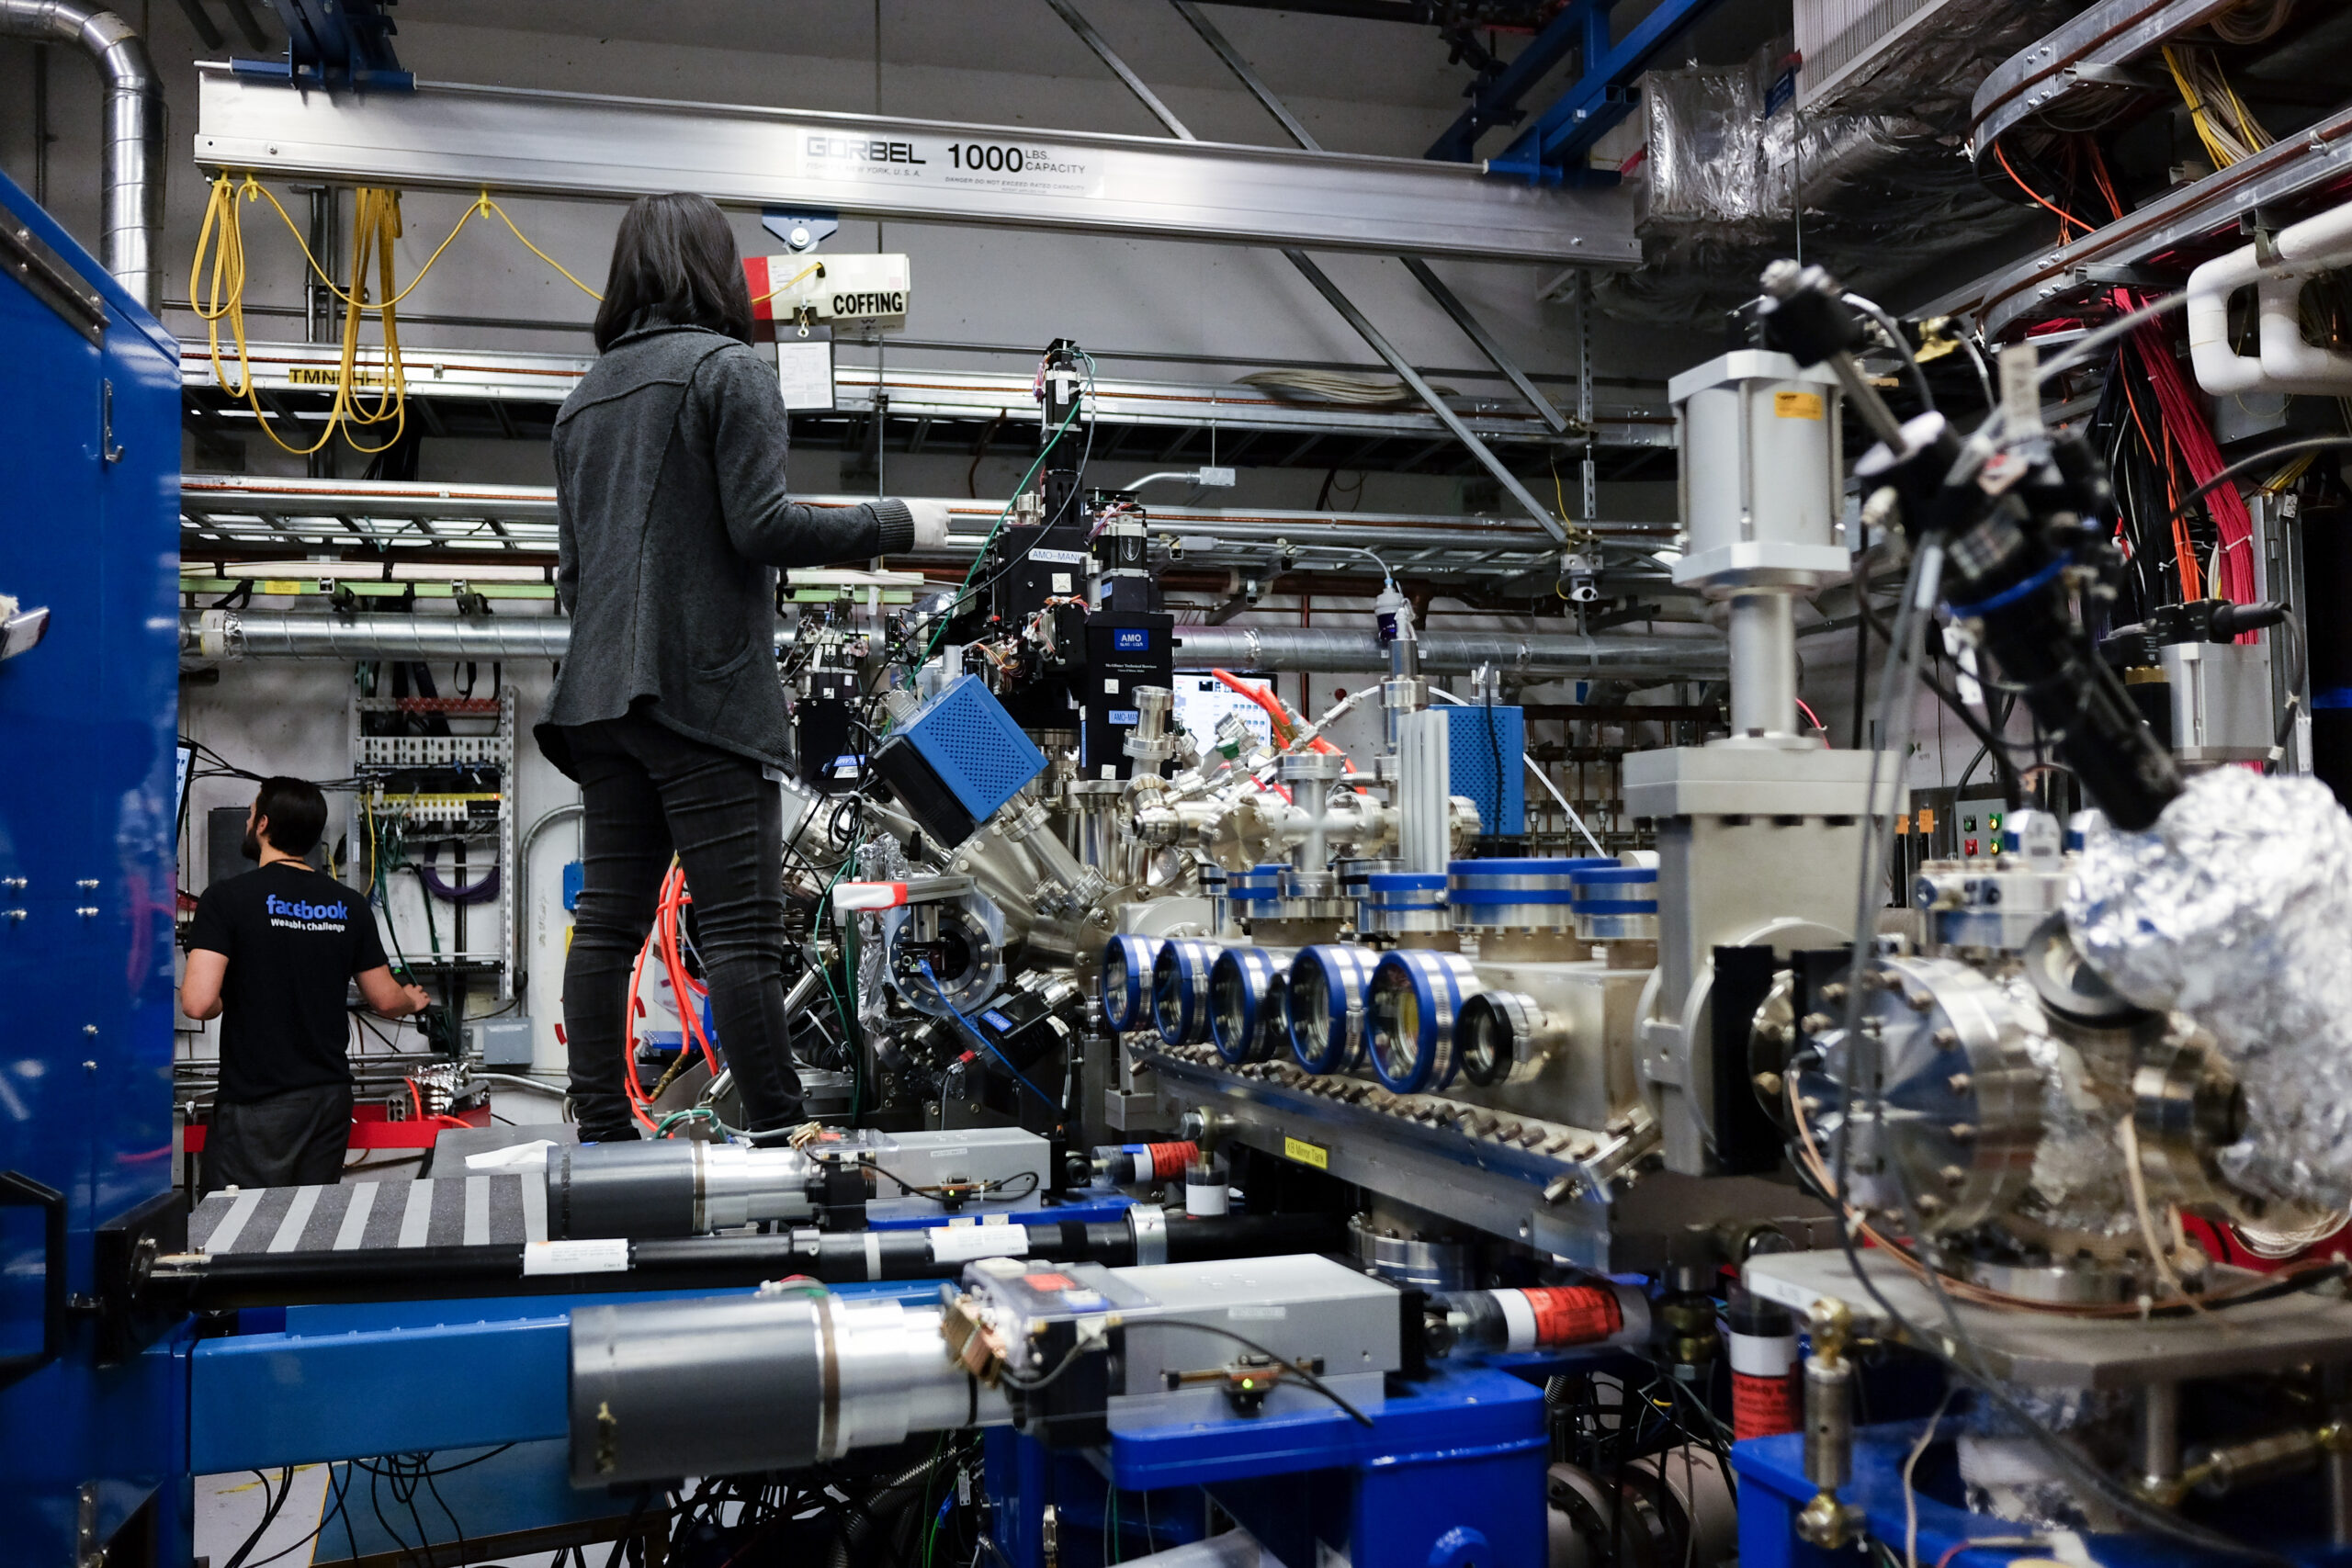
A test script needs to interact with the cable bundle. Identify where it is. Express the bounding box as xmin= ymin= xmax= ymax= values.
xmin=2129 ymin=307 xmax=2259 ymax=615
xmin=2163 ymin=44 xmax=2274 ymax=168
xmin=624 ymin=862 xmax=718 ymax=1132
